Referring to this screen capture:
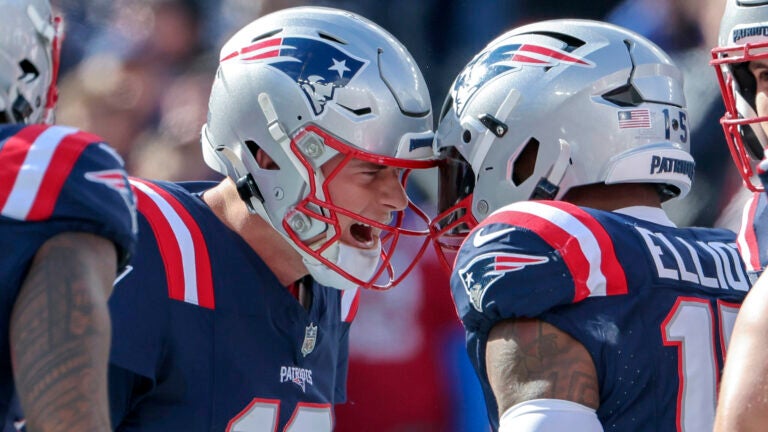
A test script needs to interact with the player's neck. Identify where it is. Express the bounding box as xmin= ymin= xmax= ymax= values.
xmin=561 ymin=183 xmax=663 ymax=212
xmin=202 ymin=179 xmax=310 ymax=286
